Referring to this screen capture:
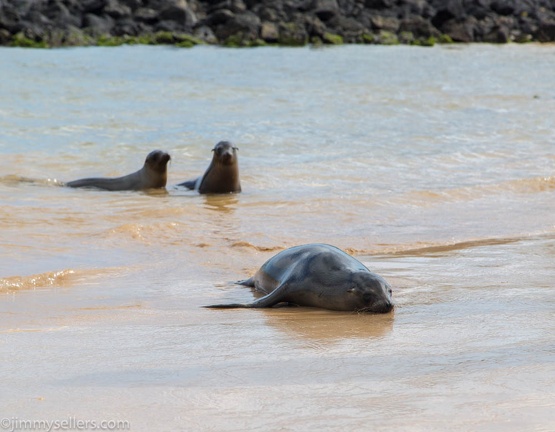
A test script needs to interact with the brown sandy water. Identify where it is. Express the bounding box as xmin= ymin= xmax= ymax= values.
xmin=1 ymin=44 xmax=554 ymax=431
